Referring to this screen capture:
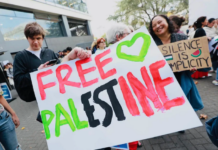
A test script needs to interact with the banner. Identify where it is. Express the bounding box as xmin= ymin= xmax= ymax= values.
xmin=30 ymin=27 xmax=202 ymax=150
xmin=189 ymin=0 xmax=218 ymax=25
xmin=158 ymin=36 xmax=212 ymax=72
